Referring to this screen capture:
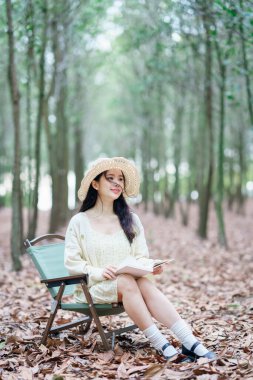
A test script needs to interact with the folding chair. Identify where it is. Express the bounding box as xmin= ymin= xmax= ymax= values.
xmin=24 ymin=234 xmax=137 ymax=350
